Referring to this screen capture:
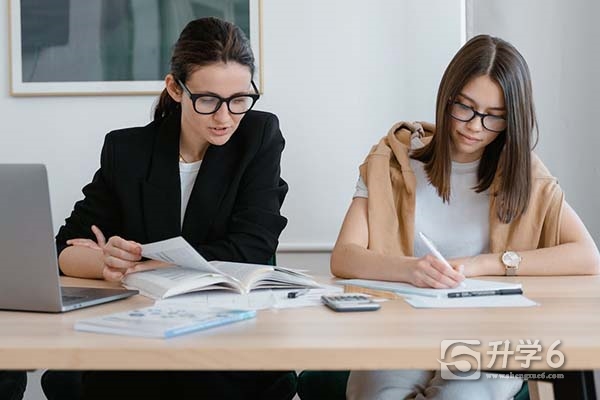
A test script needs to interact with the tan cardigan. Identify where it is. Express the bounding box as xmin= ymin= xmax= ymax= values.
xmin=359 ymin=121 xmax=564 ymax=256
